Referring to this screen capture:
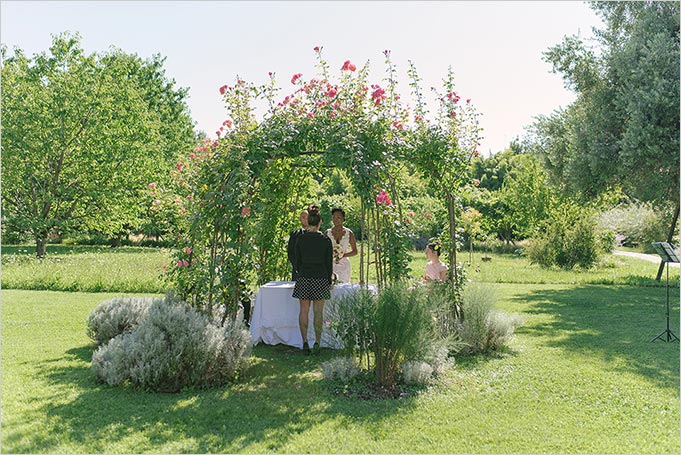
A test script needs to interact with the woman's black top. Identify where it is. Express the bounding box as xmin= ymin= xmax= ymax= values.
xmin=287 ymin=228 xmax=305 ymax=280
xmin=295 ymin=230 xmax=333 ymax=282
